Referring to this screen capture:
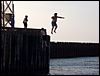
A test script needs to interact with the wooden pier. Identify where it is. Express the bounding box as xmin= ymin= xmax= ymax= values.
xmin=0 ymin=27 xmax=50 ymax=75
xmin=50 ymin=42 xmax=99 ymax=58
